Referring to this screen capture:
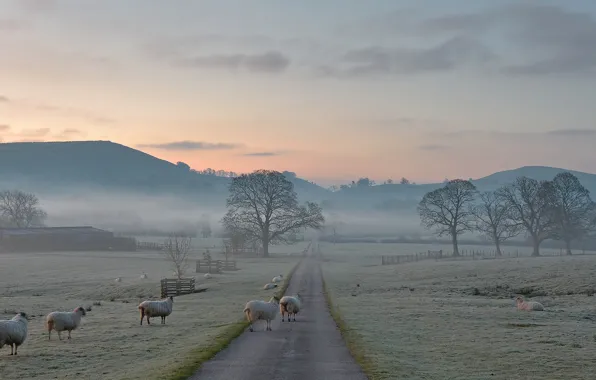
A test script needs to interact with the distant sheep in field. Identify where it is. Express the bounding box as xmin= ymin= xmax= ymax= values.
xmin=280 ymin=293 xmax=302 ymax=322
xmin=272 ymin=274 xmax=283 ymax=283
xmin=263 ymin=283 xmax=278 ymax=290
xmin=244 ymin=296 xmax=280 ymax=331
xmin=115 ymin=277 xmax=122 ymax=282
xmin=204 ymin=273 xmax=212 ymax=279
xmin=138 ymin=296 xmax=174 ymax=325
xmin=0 ymin=312 xmax=29 ymax=355
xmin=515 ymin=296 xmax=544 ymax=311
xmin=140 ymin=272 xmax=148 ymax=279
xmin=46 ymin=306 xmax=87 ymax=340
